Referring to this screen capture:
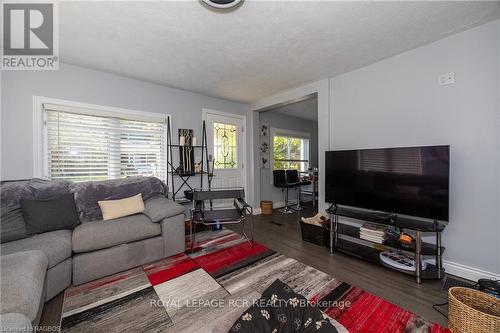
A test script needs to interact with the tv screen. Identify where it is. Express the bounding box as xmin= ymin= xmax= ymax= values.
xmin=325 ymin=145 xmax=449 ymax=221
